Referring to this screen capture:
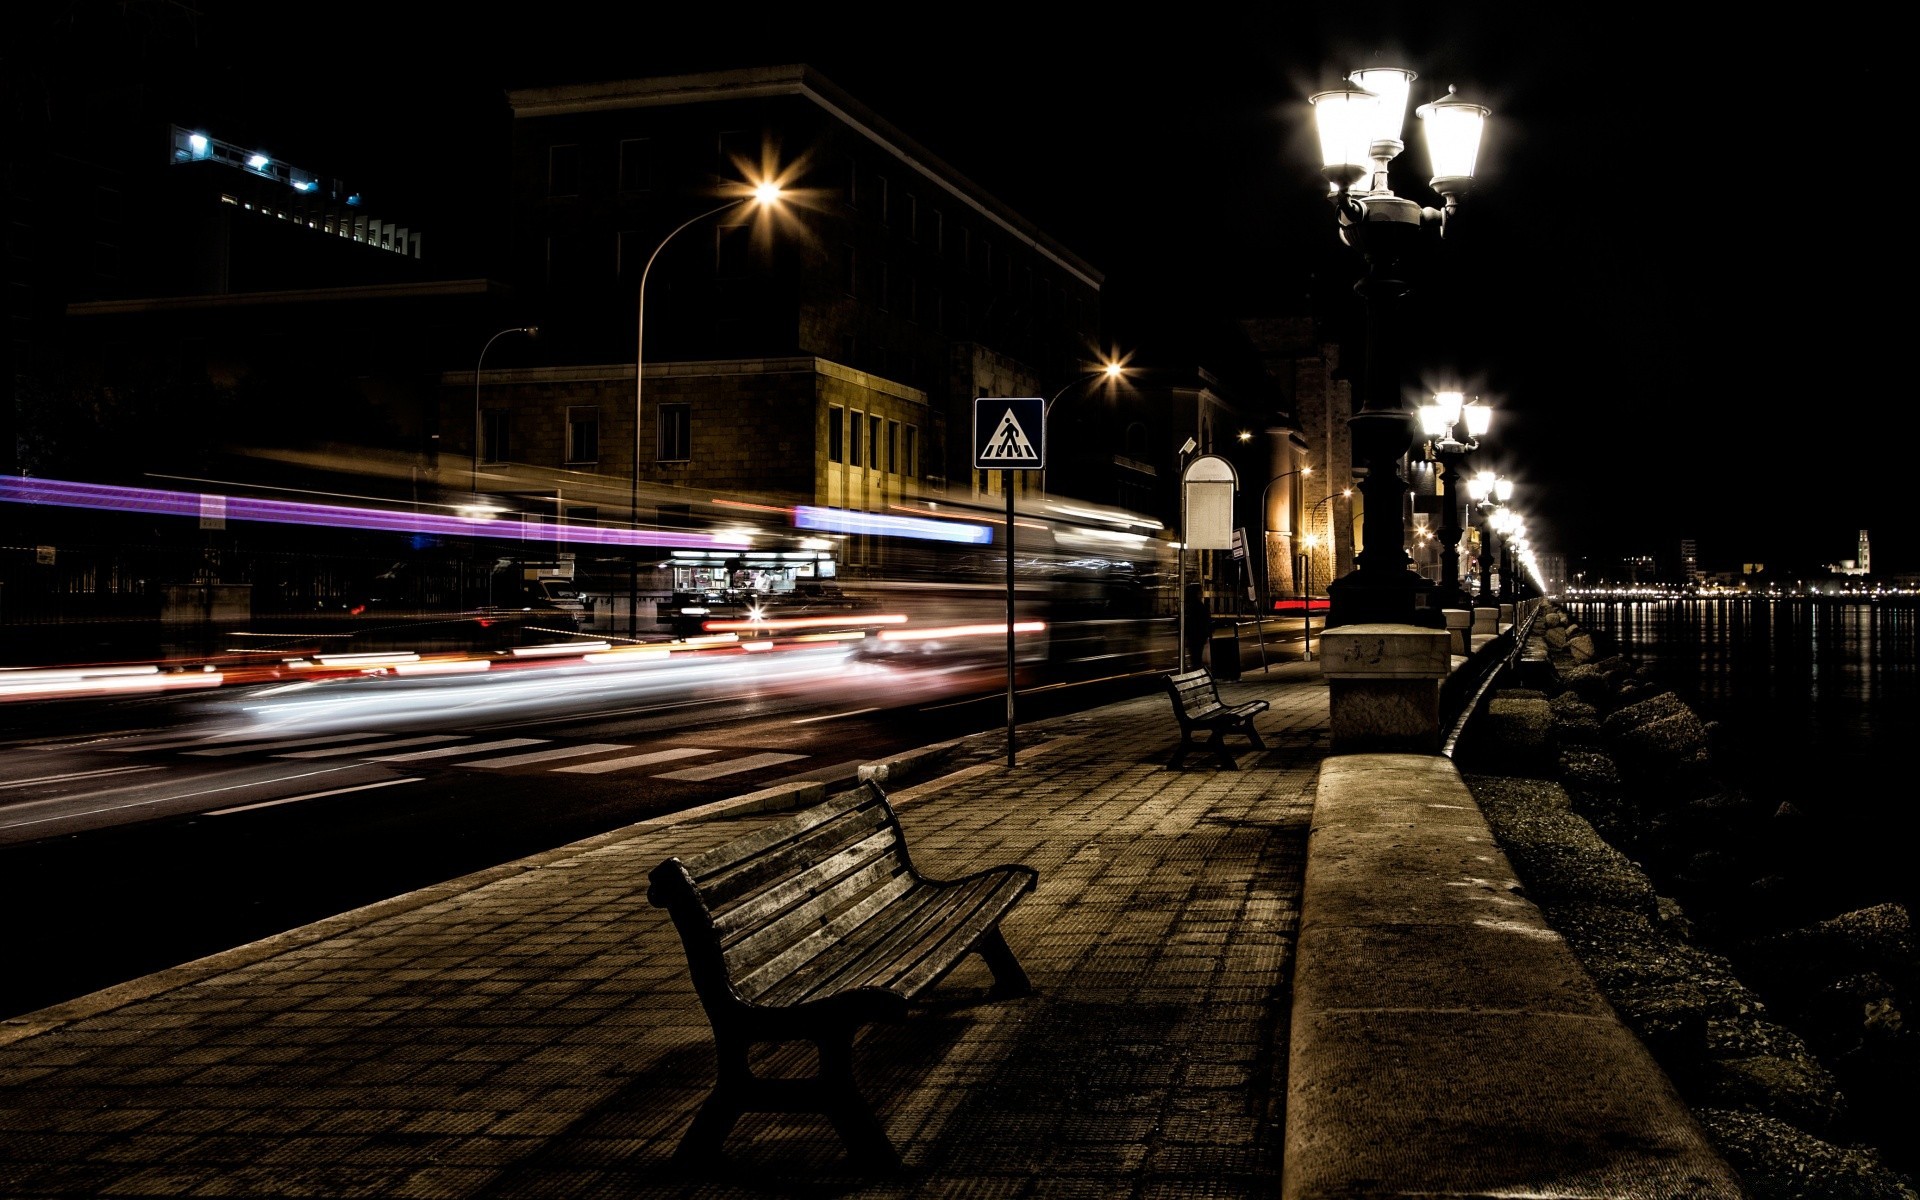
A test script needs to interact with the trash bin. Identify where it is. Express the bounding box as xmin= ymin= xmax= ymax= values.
xmin=1209 ymin=627 xmax=1241 ymax=680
